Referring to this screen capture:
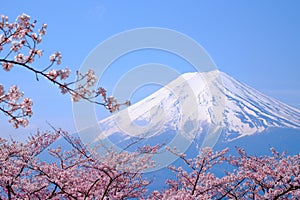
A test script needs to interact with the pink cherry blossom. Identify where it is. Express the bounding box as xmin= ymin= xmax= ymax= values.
xmin=1 ymin=62 xmax=13 ymax=71
xmin=149 ymin=147 xmax=300 ymax=199
xmin=1 ymin=13 xmax=129 ymax=128
xmin=0 ymin=85 xmax=4 ymax=96
xmin=0 ymin=130 xmax=154 ymax=199
xmin=0 ymin=126 xmax=299 ymax=199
